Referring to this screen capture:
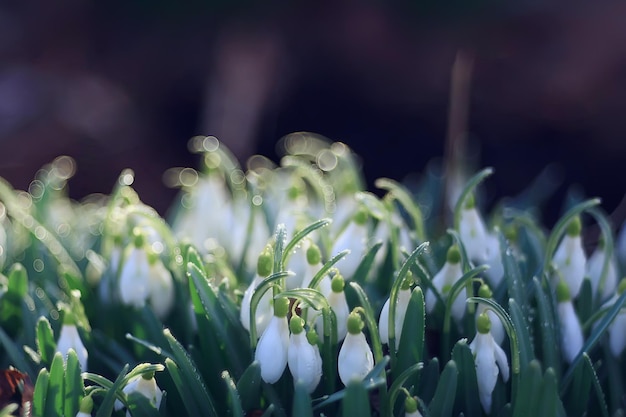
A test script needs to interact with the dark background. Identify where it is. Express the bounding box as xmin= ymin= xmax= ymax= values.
xmin=1 ymin=0 xmax=625 ymax=230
